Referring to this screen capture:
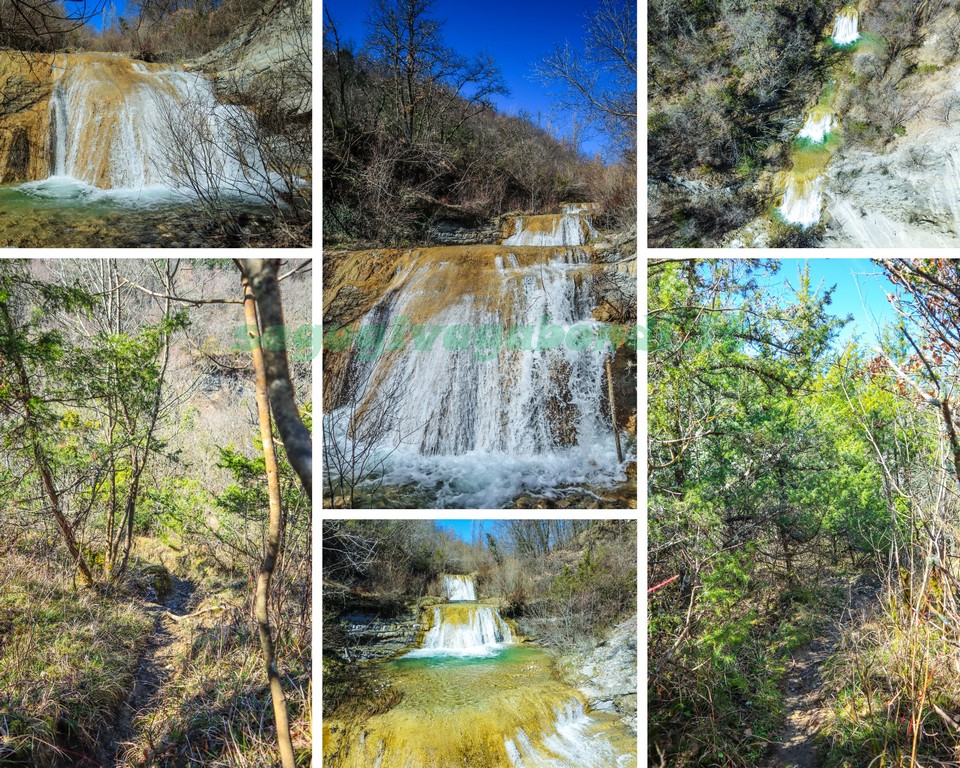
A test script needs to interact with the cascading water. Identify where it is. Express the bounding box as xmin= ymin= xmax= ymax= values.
xmin=798 ymin=111 xmax=834 ymax=143
xmin=776 ymin=8 xmax=859 ymax=229
xmin=444 ymin=574 xmax=478 ymax=601
xmin=502 ymin=207 xmax=597 ymax=246
xmin=779 ymin=175 xmax=824 ymax=227
xmin=832 ymin=7 xmax=860 ymax=46
xmin=327 ymin=206 xmax=630 ymax=508
xmin=20 ymin=53 xmax=271 ymax=203
xmin=505 ymin=701 xmax=636 ymax=768
xmin=324 ymin=574 xmax=637 ymax=767
xmin=407 ymin=575 xmax=512 ymax=657
xmin=419 ymin=605 xmax=513 ymax=650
